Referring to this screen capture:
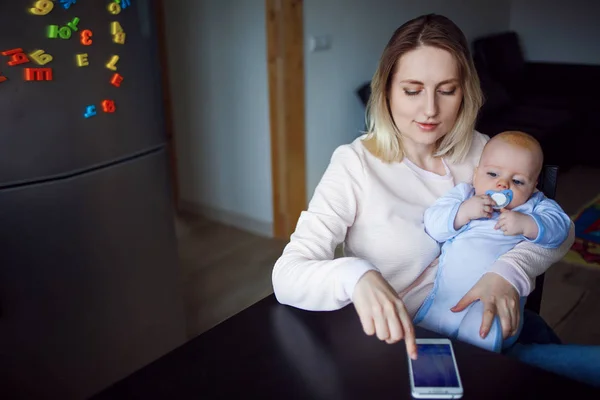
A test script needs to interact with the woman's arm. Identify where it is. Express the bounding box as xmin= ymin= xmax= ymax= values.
xmin=489 ymin=222 xmax=575 ymax=296
xmin=272 ymin=145 xmax=378 ymax=311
